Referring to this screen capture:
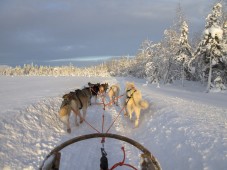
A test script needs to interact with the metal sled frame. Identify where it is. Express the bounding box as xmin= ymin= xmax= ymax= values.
xmin=40 ymin=133 xmax=161 ymax=170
